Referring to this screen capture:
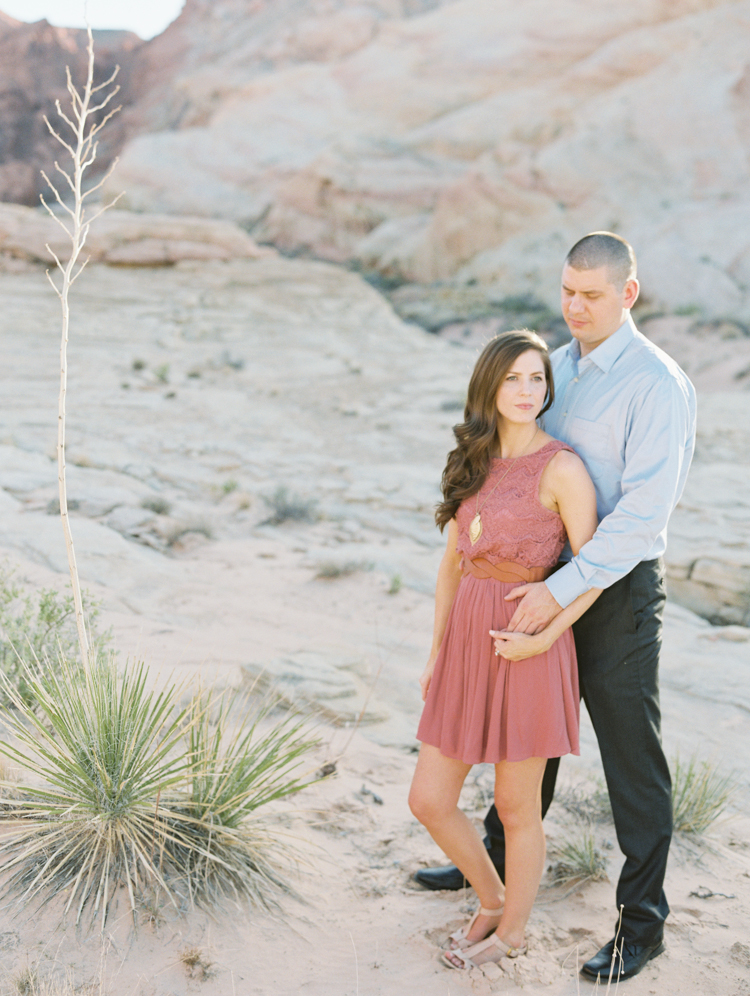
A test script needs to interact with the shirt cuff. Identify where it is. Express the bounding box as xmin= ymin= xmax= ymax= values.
xmin=546 ymin=562 xmax=588 ymax=609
